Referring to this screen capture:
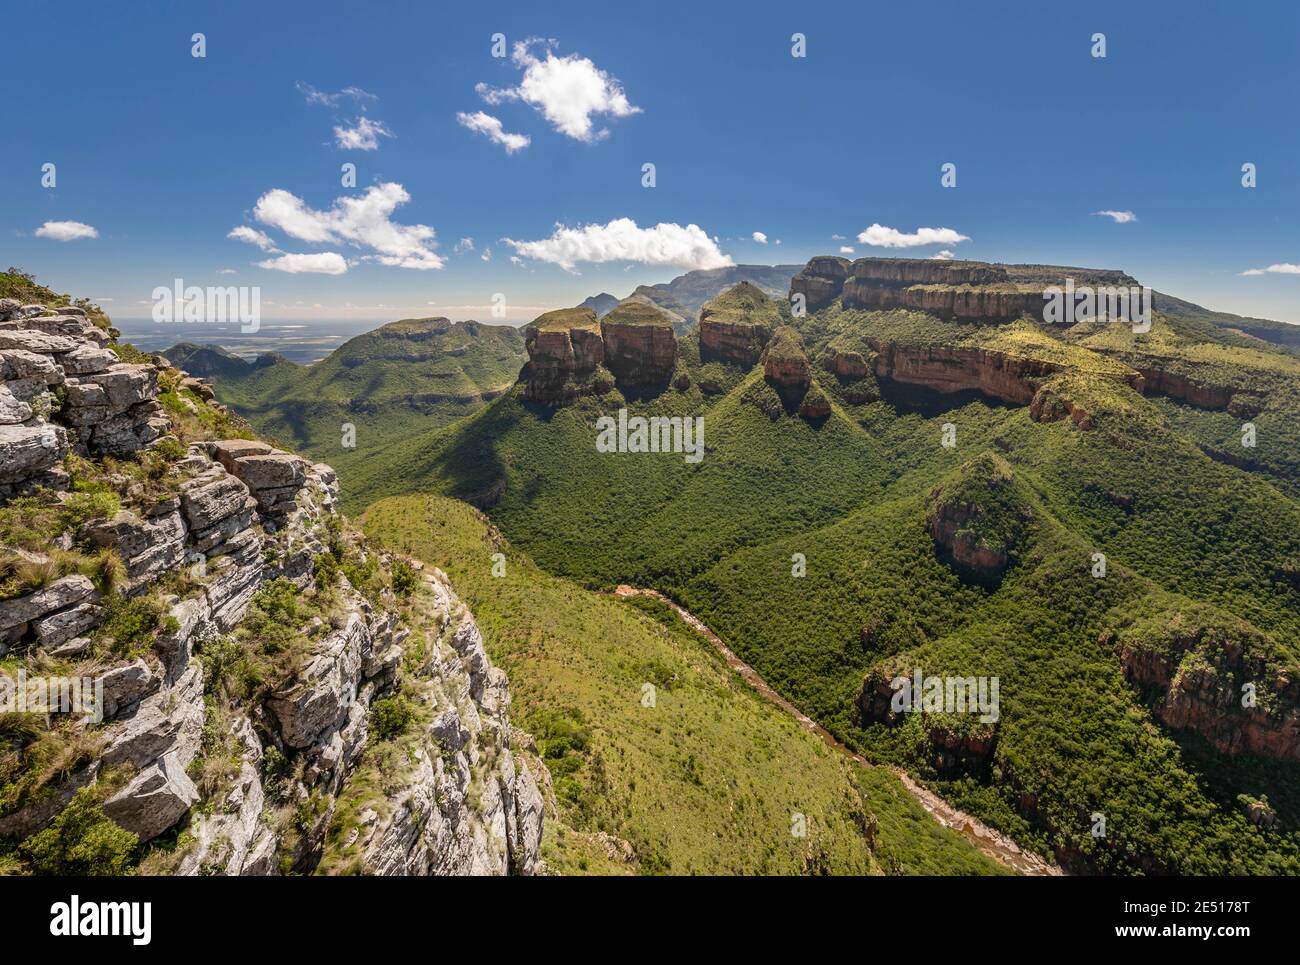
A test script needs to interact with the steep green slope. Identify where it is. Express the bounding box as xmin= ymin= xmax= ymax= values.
xmin=360 ymin=494 xmax=1005 ymax=875
xmin=169 ymin=317 xmax=526 ymax=490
